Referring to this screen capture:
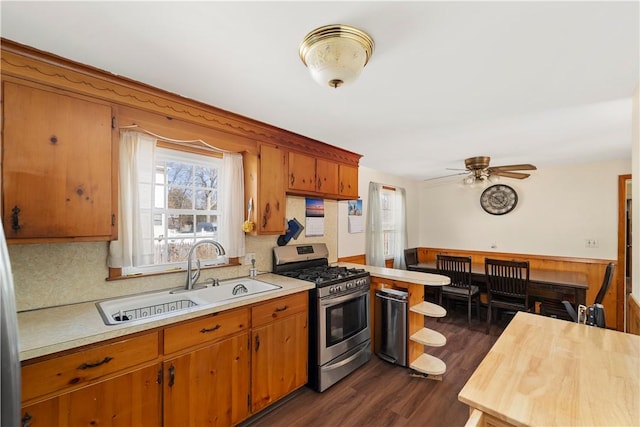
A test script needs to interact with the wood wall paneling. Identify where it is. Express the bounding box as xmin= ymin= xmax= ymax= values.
xmin=417 ymin=247 xmax=617 ymax=329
